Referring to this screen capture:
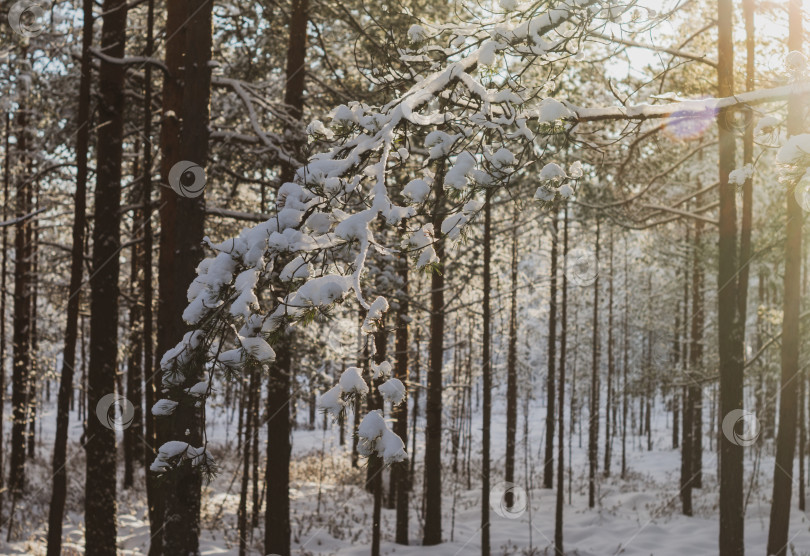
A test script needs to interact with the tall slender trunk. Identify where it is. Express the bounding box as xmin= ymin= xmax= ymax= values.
xmin=85 ymin=1 xmax=128 ymax=553
xmin=717 ymin=1 xmax=745 ymax=552
xmin=423 ymin=164 xmax=447 ymax=546
xmin=505 ymin=204 xmax=519 ymax=500
xmin=141 ymin=0 xmax=156 ymax=510
xmin=767 ymin=3 xmax=803 ymax=554
xmin=151 ymin=0 xmax=185 ymax=548
xmin=27 ymin=206 xmax=38 ymax=460
xmin=262 ymin=5 xmax=309 ymax=552
xmin=160 ymin=1 xmax=214 ymax=552
xmin=738 ymin=0 xmax=755 ymax=329
xmin=10 ymin=49 xmax=32 ymax=504
xmin=410 ymin=326 xmax=421 ymax=486
xmin=544 ymin=207 xmax=558 ymax=489
xmin=0 ymin=109 xmax=10 ymax=516
xmin=124 ymin=179 xmax=143 ymax=489
xmin=370 ymin=326 xmax=387 ymax=556
xmin=588 ymin=220 xmax=601 ymax=508
xmin=238 ymin=369 xmax=255 ymax=556
xmin=604 ymin=226 xmax=614 ymax=475
xmin=265 ymin=336 xmax=292 ymax=556
xmin=481 ymin=188 xmax=493 ymax=555
xmin=621 ymin=237 xmax=629 ymax=479
xmin=393 ymin=239 xmax=410 ymax=544
xmin=691 ymin=219 xmax=704 ymax=489
xmin=554 ymin=203 xmax=569 ymax=554
xmin=681 ymin=224 xmax=697 ymax=515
